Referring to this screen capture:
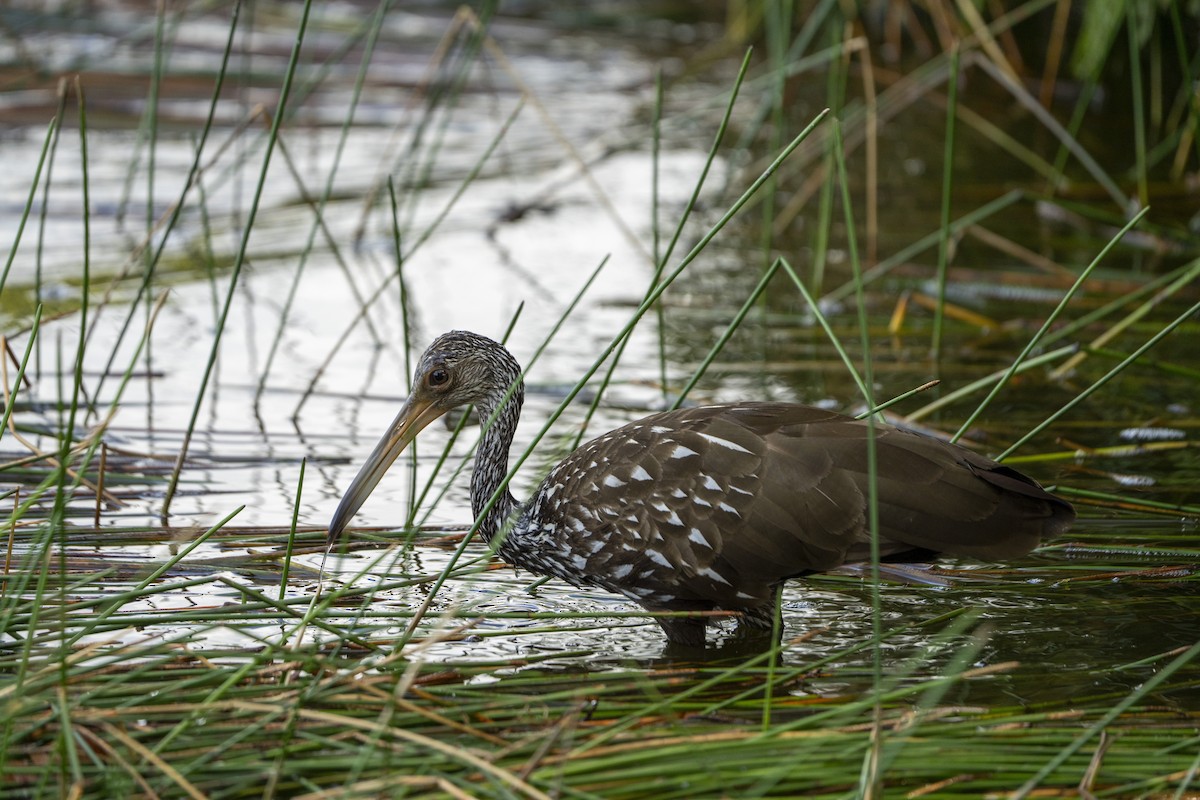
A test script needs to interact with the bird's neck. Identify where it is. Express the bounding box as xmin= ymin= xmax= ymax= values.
xmin=469 ymin=384 xmax=524 ymax=546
